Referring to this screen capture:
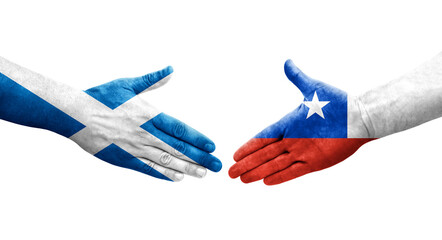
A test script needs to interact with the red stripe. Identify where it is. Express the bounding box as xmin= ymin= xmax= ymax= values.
xmin=230 ymin=138 xmax=374 ymax=185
